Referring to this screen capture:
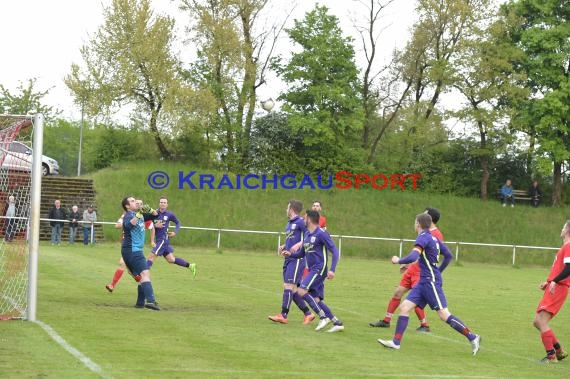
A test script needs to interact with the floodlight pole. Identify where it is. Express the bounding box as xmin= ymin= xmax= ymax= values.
xmin=77 ymin=101 xmax=84 ymax=176
xmin=27 ymin=113 xmax=44 ymax=322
